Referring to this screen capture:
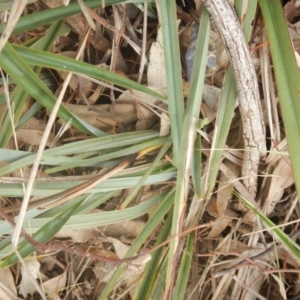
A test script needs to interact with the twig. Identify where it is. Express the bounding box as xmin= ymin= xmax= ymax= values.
xmin=202 ymin=0 xmax=266 ymax=197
